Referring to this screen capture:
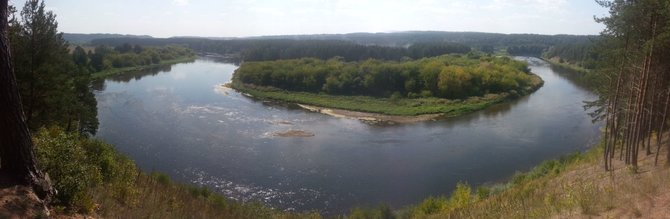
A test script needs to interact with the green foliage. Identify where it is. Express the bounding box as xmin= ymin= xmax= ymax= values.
xmin=231 ymin=55 xmax=542 ymax=117
xmin=348 ymin=204 xmax=395 ymax=219
xmin=151 ymin=172 xmax=172 ymax=186
xmin=507 ymin=45 xmax=547 ymax=56
xmin=476 ymin=186 xmax=491 ymax=200
xmin=397 ymin=149 xmax=600 ymax=218
xmin=89 ymin=32 xmax=594 ymax=61
xmin=86 ymin=44 xmax=195 ymax=72
xmin=232 ymin=82 xmax=523 ymax=116
xmin=449 ymin=182 xmax=473 ymax=209
xmin=413 ymin=196 xmax=449 ymax=216
xmin=91 ymin=56 xmax=195 ymax=79
xmin=33 ymin=127 xmax=315 ymax=218
xmin=33 ymin=127 xmax=141 ymax=213
xmin=543 ymin=43 xmax=599 ymax=69
xmin=10 ymin=0 xmax=98 ymax=135
xmin=234 ymin=55 xmax=535 ymax=100
xmin=34 ymin=127 xmax=101 ymax=212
